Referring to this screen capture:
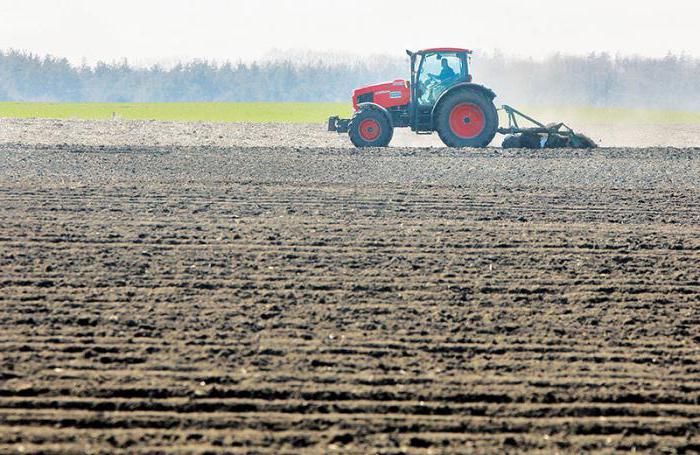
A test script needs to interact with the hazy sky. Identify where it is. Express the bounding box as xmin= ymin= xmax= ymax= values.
xmin=1 ymin=0 xmax=698 ymax=66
